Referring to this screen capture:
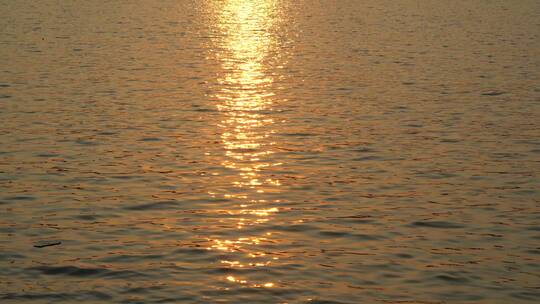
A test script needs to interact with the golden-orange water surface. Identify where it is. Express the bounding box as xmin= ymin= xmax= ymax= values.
xmin=1 ymin=0 xmax=539 ymax=303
